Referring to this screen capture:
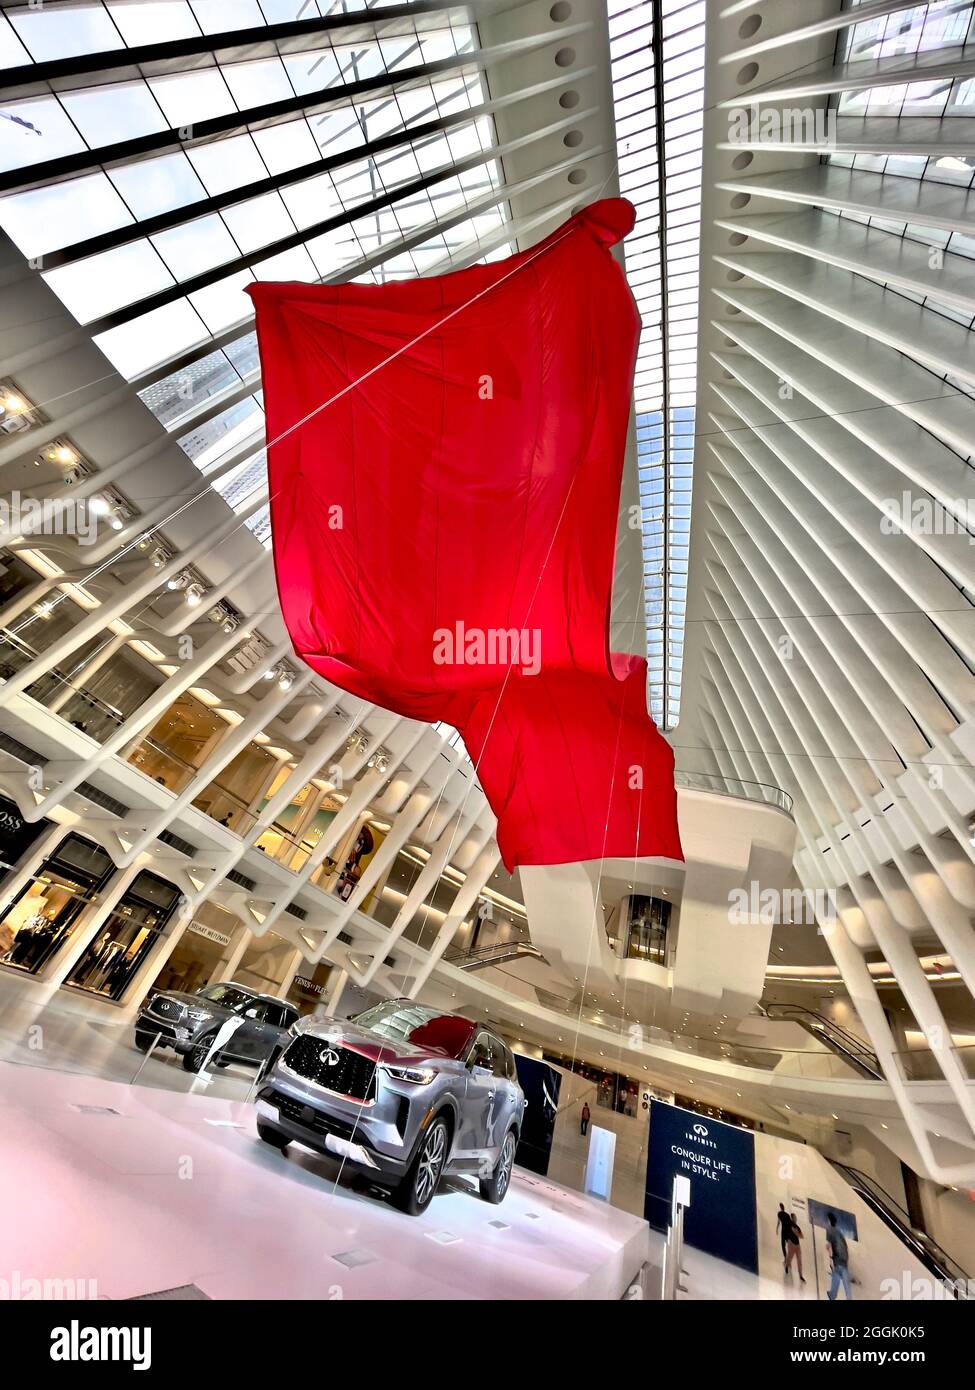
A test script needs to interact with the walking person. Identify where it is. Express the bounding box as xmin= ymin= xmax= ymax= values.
xmin=776 ymin=1203 xmax=791 ymax=1263
xmin=784 ymin=1215 xmax=806 ymax=1283
xmin=825 ymin=1212 xmax=852 ymax=1300
xmin=580 ymin=1100 xmax=591 ymax=1136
